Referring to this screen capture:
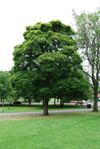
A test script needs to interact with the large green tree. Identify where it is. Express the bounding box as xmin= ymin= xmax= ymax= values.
xmin=13 ymin=20 xmax=90 ymax=115
xmin=74 ymin=10 xmax=100 ymax=112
